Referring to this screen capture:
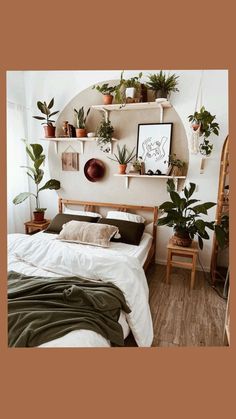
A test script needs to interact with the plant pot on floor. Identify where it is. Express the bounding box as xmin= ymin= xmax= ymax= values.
xmin=171 ymin=229 xmax=192 ymax=247
xmin=118 ymin=164 xmax=127 ymax=175
xmin=103 ymin=94 xmax=113 ymax=105
xmin=76 ymin=128 xmax=87 ymax=138
xmin=33 ymin=211 xmax=45 ymax=223
xmin=44 ymin=125 xmax=56 ymax=138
